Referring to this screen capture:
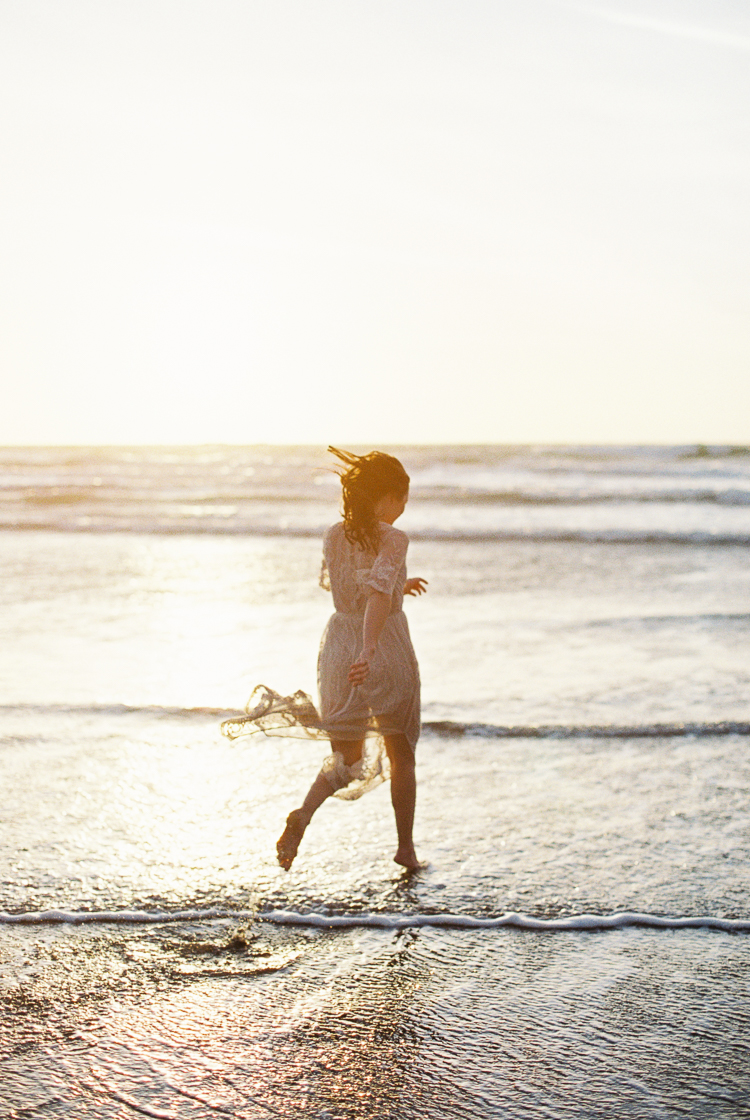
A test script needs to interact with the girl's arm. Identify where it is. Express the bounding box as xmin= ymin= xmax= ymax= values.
xmin=348 ymin=590 xmax=391 ymax=685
